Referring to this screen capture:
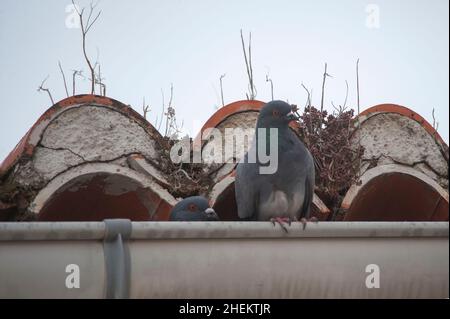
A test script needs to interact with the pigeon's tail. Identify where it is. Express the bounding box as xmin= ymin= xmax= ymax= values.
xmin=300 ymin=175 xmax=313 ymax=219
